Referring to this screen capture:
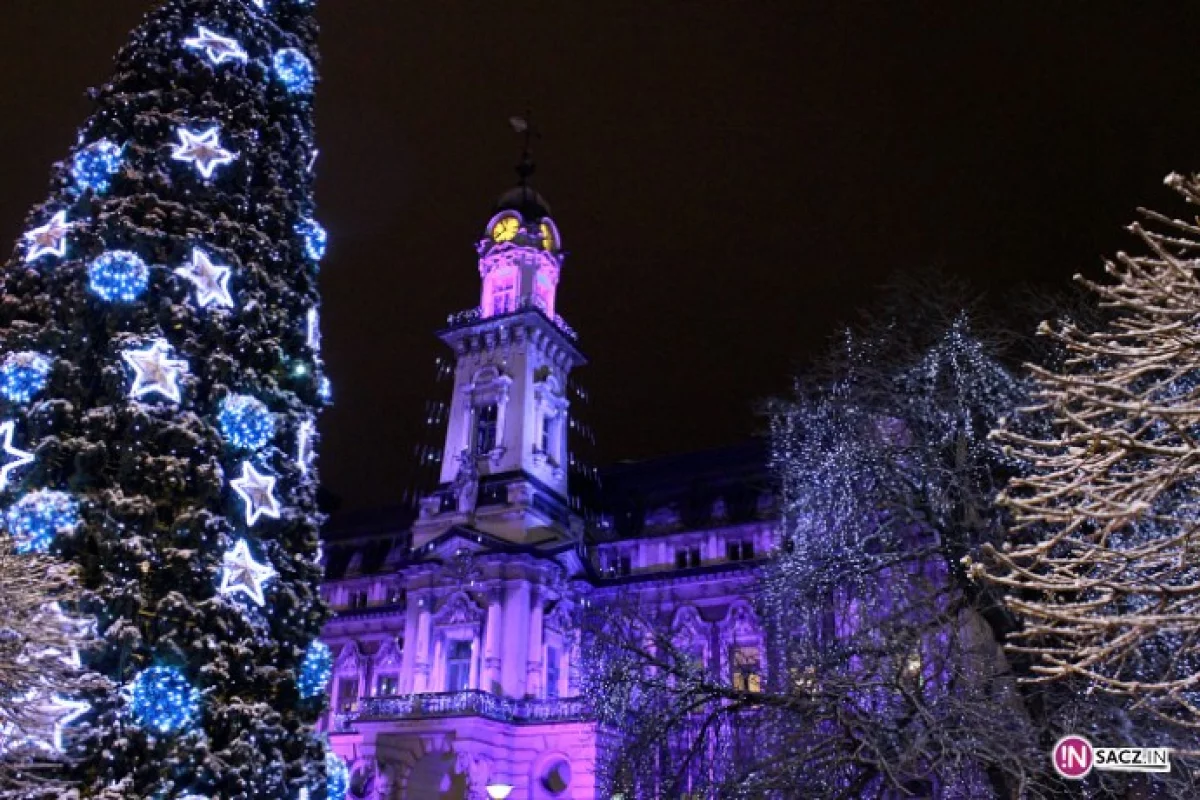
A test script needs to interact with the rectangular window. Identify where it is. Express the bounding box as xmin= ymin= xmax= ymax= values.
xmin=337 ymin=677 xmax=358 ymax=712
xmin=727 ymin=541 xmax=755 ymax=562
xmin=546 ymin=646 xmax=560 ymax=699
xmin=446 ymin=640 xmax=472 ymax=693
xmin=489 ymin=273 xmax=516 ymax=316
xmin=618 ymin=555 xmax=632 ymax=576
xmin=376 ymin=674 xmax=398 ymax=697
xmin=475 ymin=404 xmax=499 ymax=455
xmin=689 ymin=548 xmax=701 ymax=568
xmin=676 ymin=548 xmax=701 ymax=569
xmin=731 ymin=646 xmax=762 ymax=693
xmin=540 ymin=414 xmax=554 ymax=455
xmin=741 ymin=541 xmax=755 ymax=560
xmin=675 ymin=549 xmax=689 ymax=570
